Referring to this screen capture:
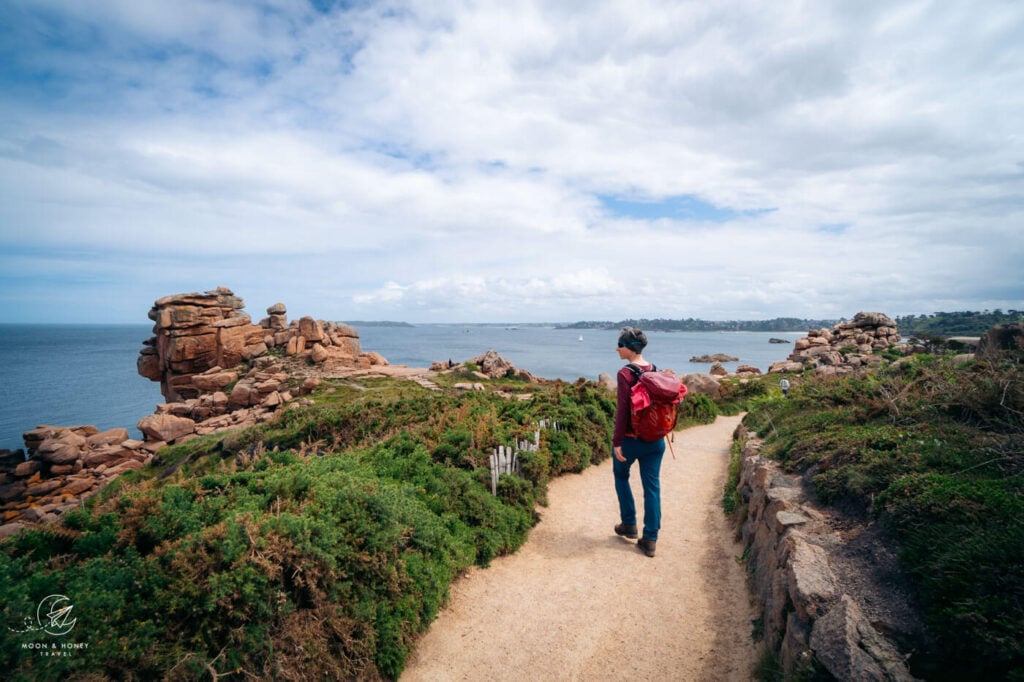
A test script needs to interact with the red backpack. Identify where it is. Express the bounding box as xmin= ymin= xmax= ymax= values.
xmin=627 ymin=363 xmax=687 ymax=446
